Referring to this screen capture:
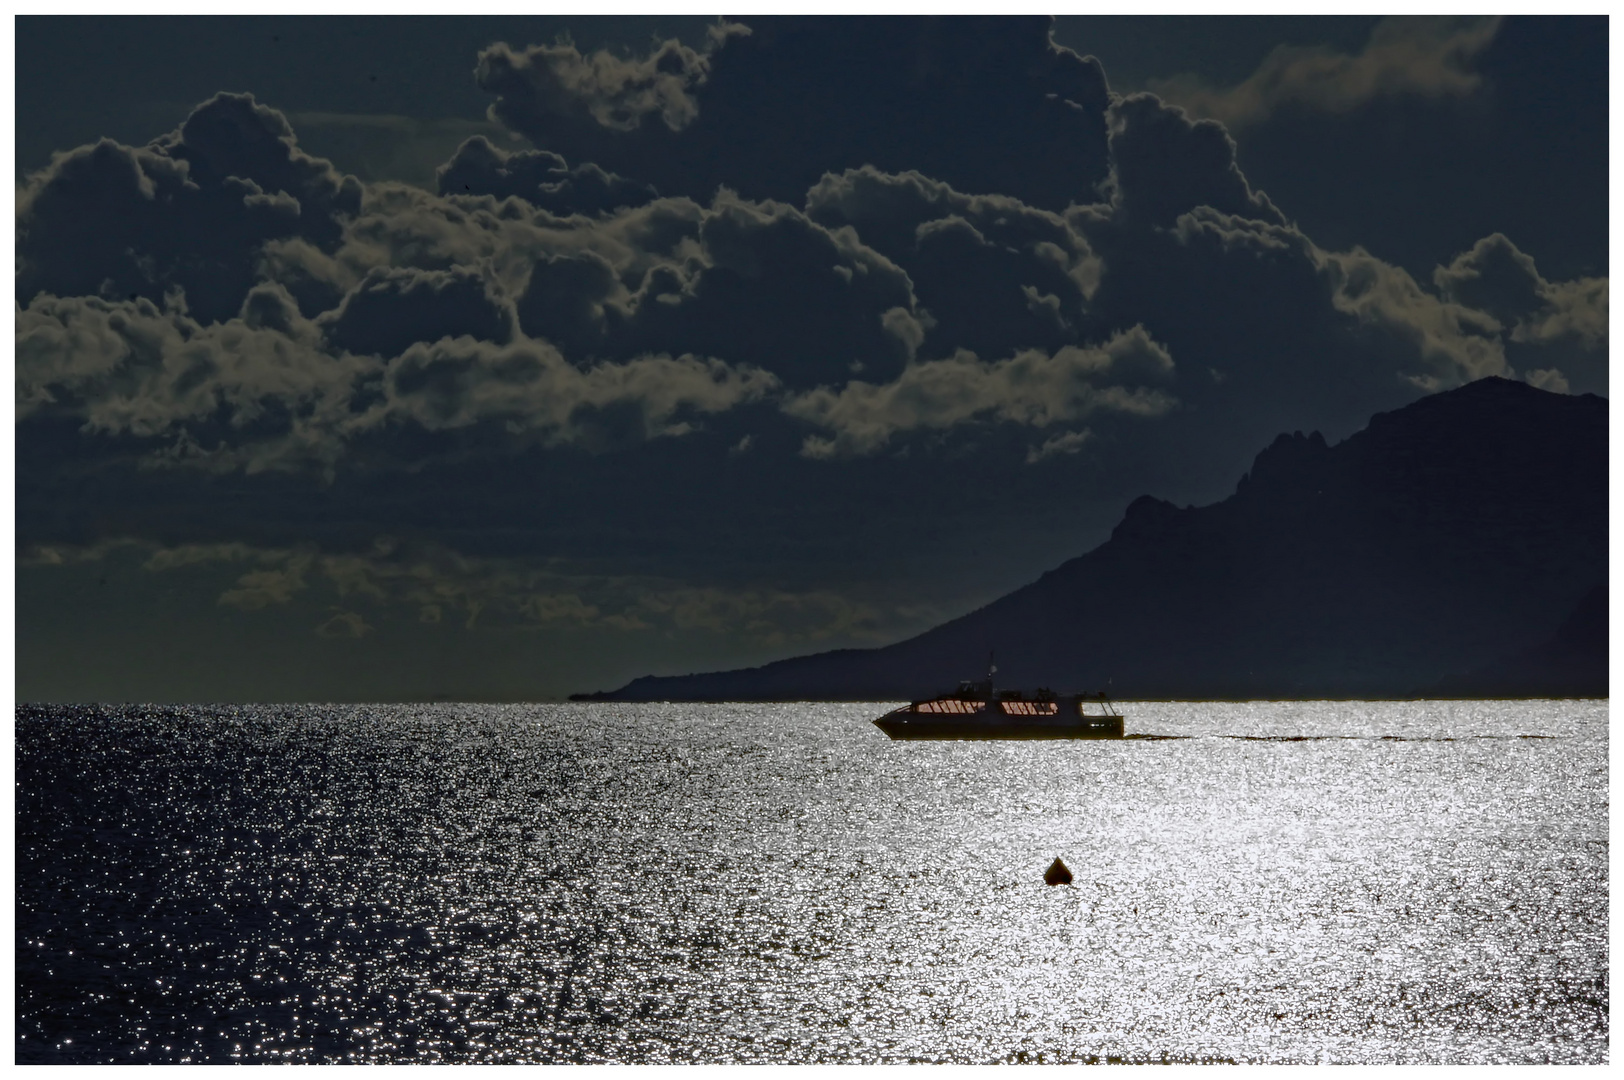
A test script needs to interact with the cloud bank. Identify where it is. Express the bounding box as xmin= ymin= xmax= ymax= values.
xmin=20 ymin=53 xmax=1599 ymax=488
xmin=784 ymin=327 xmax=1174 ymax=458
xmin=1149 ymin=16 xmax=1502 ymax=130
xmin=14 ymin=18 xmax=1607 ymax=695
